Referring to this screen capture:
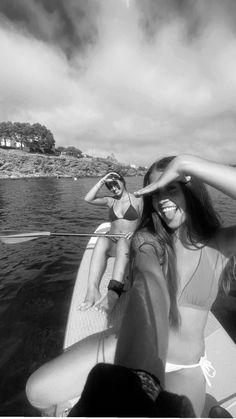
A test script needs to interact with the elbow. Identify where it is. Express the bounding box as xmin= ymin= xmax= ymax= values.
xmin=84 ymin=195 xmax=91 ymax=203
